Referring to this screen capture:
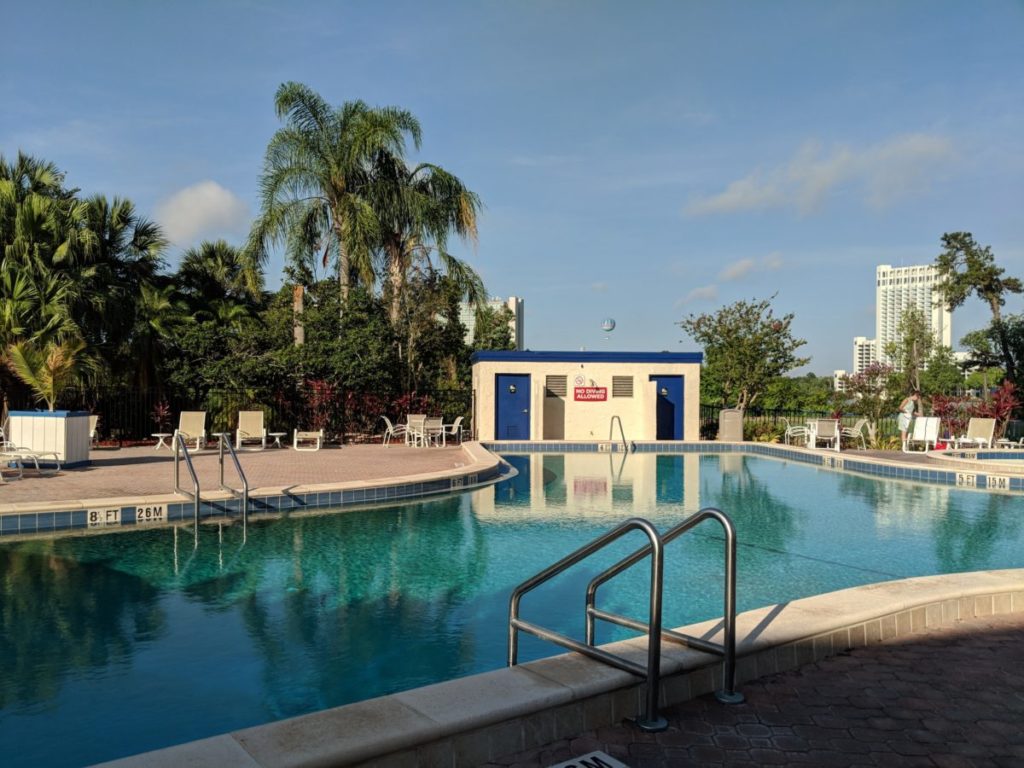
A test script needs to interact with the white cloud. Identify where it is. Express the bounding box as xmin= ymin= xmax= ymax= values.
xmin=719 ymin=258 xmax=756 ymax=282
xmin=154 ymin=180 xmax=249 ymax=246
xmin=590 ymin=281 xmax=608 ymax=293
xmin=718 ymin=253 xmax=785 ymax=282
xmin=685 ymin=133 xmax=955 ymax=216
xmin=675 ymin=284 xmax=718 ymax=307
